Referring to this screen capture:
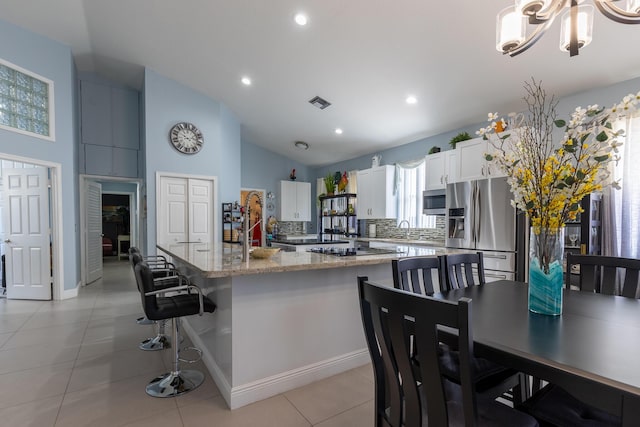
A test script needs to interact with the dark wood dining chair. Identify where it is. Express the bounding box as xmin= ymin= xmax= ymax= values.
xmin=391 ymin=256 xmax=445 ymax=295
xmin=357 ymin=276 xmax=538 ymax=427
xmin=566 ymin=253 xmax=640 ymax=298
xmin=392 ymin=256 xmax=526 ymax=406
xmin=442 ymin=252 xmax=485 ymax=291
